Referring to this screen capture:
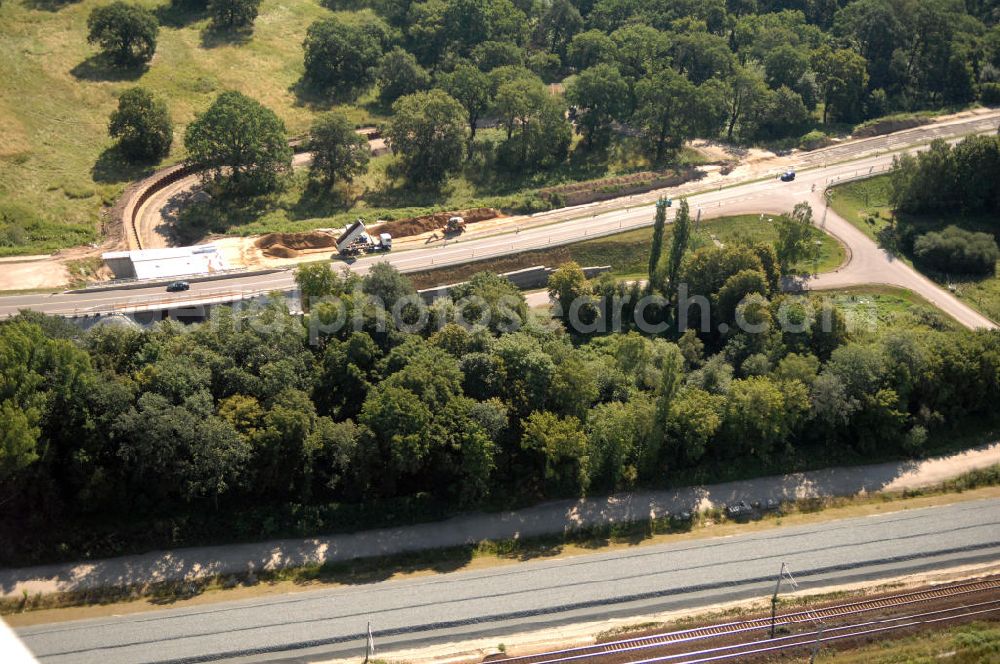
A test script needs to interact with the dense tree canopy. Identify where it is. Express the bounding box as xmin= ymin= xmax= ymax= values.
xmin=566 ymin=63 xmax=629 ymax=147
xmin=277 ymin=0 xmax=1000 ymax=191
xmin=891 ymin=135 xmax=1000 ymax=215
xmin=914 ymin=226 xmax=999 ymax=275
xmin=376 ymin=47 xmax=432 ymax=105
xmin=16 ymin=0 xmax=1000 ymax=565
